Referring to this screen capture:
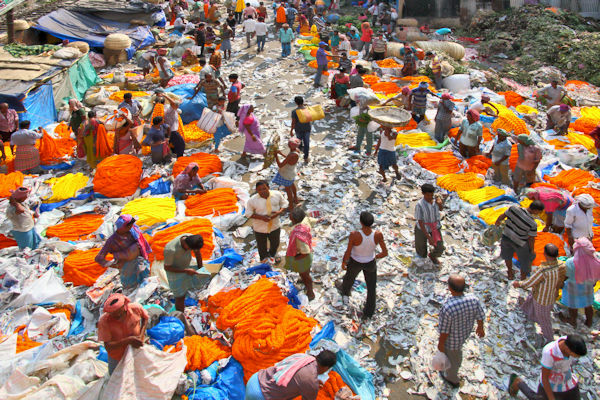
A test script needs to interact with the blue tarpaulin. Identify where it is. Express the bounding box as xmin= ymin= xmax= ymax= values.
xmin=164 ymin=84 xmax=207 ymax=124
xmin=21 ymin=84 xmax=56 ymax=130
xmin=35 ymin=9 xmax=155 ymax=56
